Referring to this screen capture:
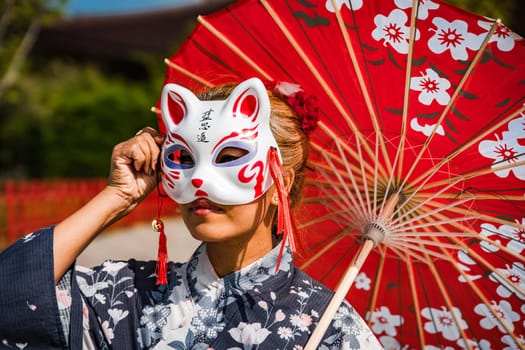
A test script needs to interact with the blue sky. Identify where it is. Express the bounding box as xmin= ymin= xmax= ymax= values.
xmin=66 ymin=0 xmax=201 ymax=16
